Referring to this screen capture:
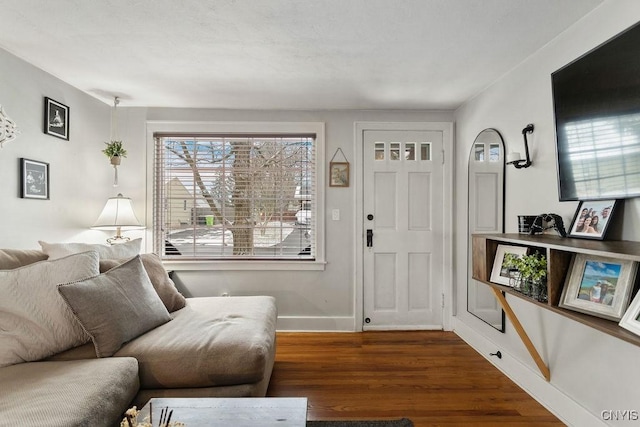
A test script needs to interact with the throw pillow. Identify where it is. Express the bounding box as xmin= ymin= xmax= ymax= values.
xmin=58 ymin=255 xmax=171 ymax=357
xmin=0 ymin=251 xmax=99 ymax=368
xmin=99 ymin=253 xmax=186 ymax=312
xmin=0 ymin=249 xmax=48 ymax=269
xmin=39 ymin=238 xmax=142 ymax=260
